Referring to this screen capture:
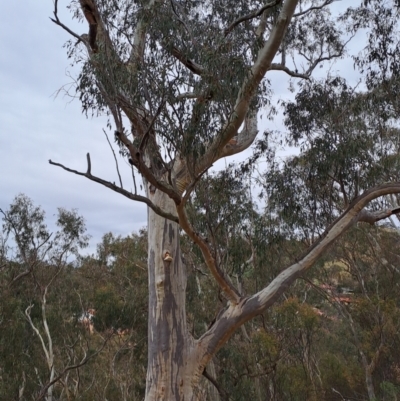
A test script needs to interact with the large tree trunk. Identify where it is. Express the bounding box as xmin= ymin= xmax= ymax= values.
xmin=145 ymin=189 xmax=203 ymax=401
